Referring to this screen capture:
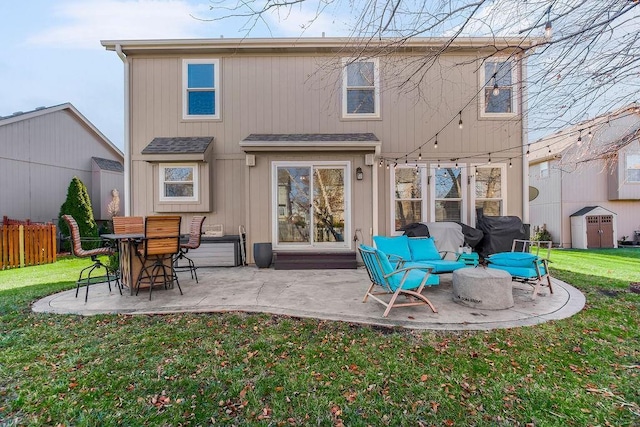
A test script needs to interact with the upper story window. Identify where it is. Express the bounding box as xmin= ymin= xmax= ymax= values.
xmin=183 ymin=59 xmax=220 ymax=120
xmin=626 ymin=153 xmax=640 ymax=183
xmin=159 ymin=164 xmax=199 ymax=202
xmin=481 ymin=59 xmax=517 ymax=117
xmin=342 ymin=58 xmax=380 ymax=119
